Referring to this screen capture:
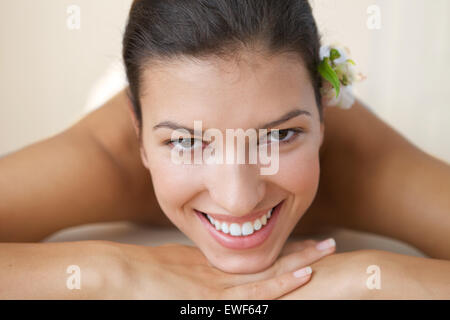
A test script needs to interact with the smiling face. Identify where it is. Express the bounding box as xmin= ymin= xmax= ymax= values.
xmin=134 ymin=50 xmax=324 ymax=273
